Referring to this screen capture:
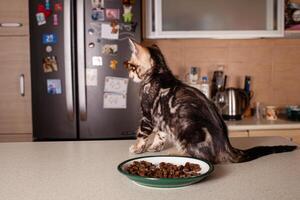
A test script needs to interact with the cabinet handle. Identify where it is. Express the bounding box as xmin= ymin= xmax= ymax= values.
xmin=19 ymin=74 xmax=25 ymax=96
xmin=0 ymin=23 xmax=23 ymax=27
